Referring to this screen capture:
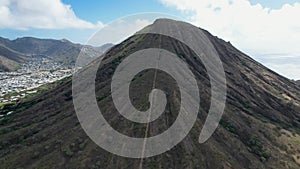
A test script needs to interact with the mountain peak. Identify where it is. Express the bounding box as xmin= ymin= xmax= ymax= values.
xmin=153 ymin=18 xmax=178 ymax=23
xmin=60 ymin=38 xmax=70 ymax=43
